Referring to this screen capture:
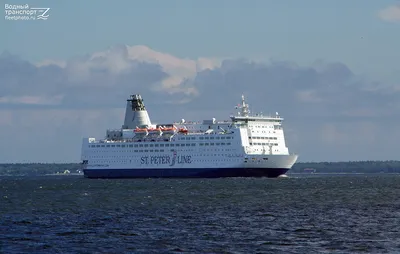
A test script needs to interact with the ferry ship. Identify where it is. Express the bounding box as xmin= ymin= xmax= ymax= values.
xmin=81 ymin=94 xmax=298 ymax=178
